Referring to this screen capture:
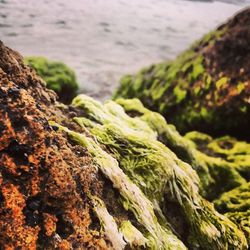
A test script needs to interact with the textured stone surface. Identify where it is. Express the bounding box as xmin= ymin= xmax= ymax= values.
xmin=0 ymin=41 xmax=109 ymax=249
